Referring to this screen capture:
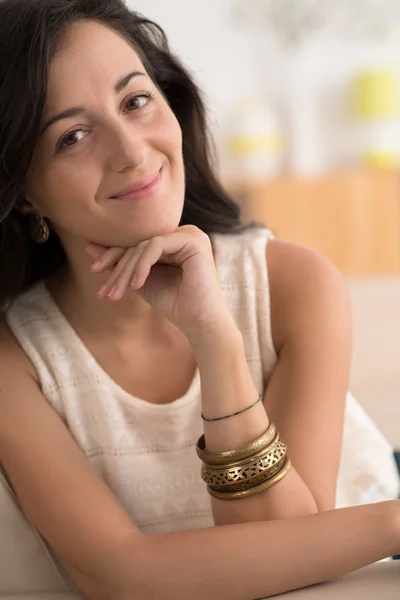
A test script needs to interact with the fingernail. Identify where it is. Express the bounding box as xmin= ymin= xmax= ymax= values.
xmin=107 ymin=285 xmax=117 ymax=297
xmin=130 ymin=276 xmax=137 ymax=288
